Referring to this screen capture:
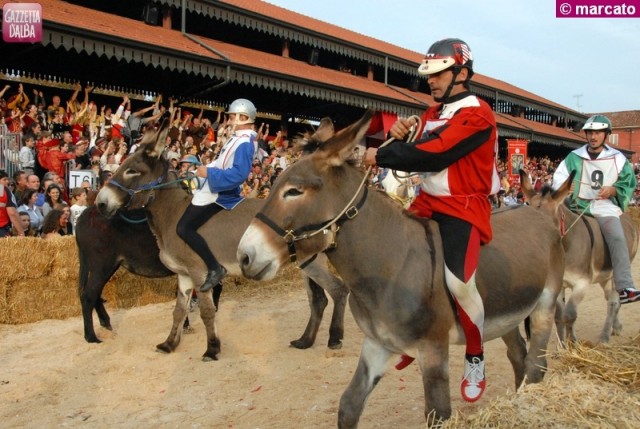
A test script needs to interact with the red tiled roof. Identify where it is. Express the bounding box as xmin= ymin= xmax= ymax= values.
xmin=1 ymin=0 xmax=579 ymax=114
xmin=225 ymin=0 xmax=581 ymax=114
xmin=0 ymin=0 xmax=586 ymax=147
xmin=1 ymin=0 xmax=215 ymax=58
xmin=496 ymin=112 xmax=584 ymax=142
xmin=0 ymin=0 xmax=433 ymax=110
xmin=598 ymin=111 xmax=640 ymax=128
xmin=226 ymin=0 xmax=424 ymax=61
